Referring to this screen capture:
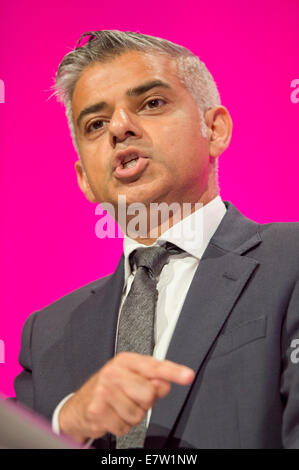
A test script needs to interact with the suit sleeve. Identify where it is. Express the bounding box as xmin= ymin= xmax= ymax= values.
xmin=280 ymin=278 xmax=299 ymax=448
xmin=13 ymin=312 xmax=38 ymax=411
